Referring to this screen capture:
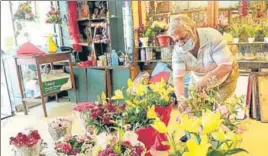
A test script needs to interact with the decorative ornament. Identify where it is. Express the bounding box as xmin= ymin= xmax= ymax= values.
xmin=13 ymin=1 xmax=35 ymax=21
xmin=45 ymin=6 xmax=62 ymax=24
